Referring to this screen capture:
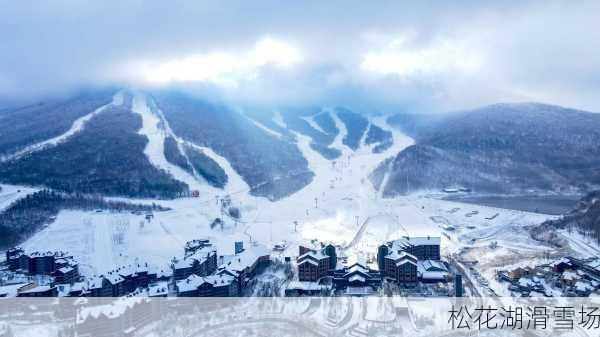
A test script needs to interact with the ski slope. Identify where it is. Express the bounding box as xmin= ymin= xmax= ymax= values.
xmin=131 ymin=92 xmax=206 ymax=191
